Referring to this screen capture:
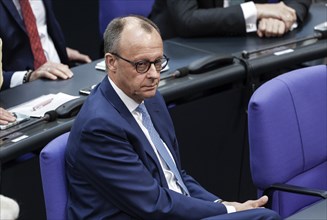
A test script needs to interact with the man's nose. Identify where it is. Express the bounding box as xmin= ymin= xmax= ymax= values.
xmin=146 ymin=63 xmax=160 ymax=78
